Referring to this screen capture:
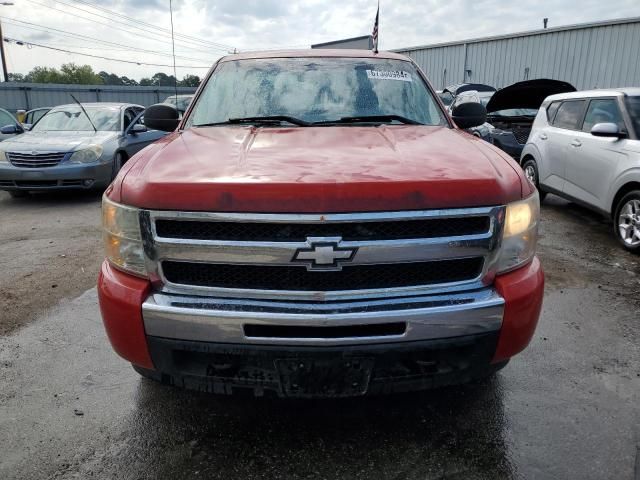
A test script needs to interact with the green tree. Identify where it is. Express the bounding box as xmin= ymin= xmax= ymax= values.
xmin=98 ymin=71 xmax=123 ymax=85
xmin=25 ymin=66 xmax=64 ymax=83
xmin=59 ymin=63 xmax=103 ymax=85
xmin=179 ymin=74 xmax=200 ymax=87
xmin=7 ymin=73 xmax=25 ymax=82
xmin=120 ymin=76 xmax=138 ymax=86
